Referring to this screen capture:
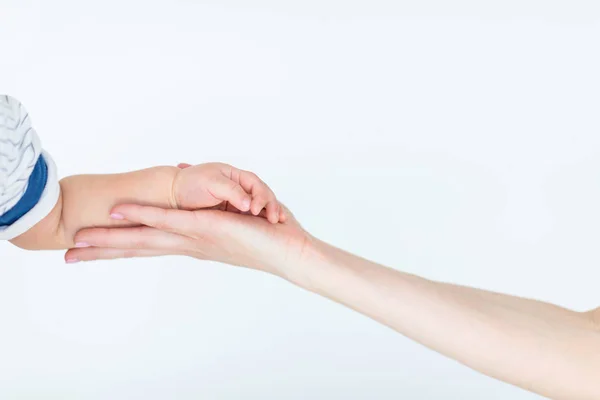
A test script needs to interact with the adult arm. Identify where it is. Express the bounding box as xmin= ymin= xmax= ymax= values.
xmin=67 ymin=205 xmax=600 ymax=399
xmin=302 ymin=239 xmax=600 ymax=399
